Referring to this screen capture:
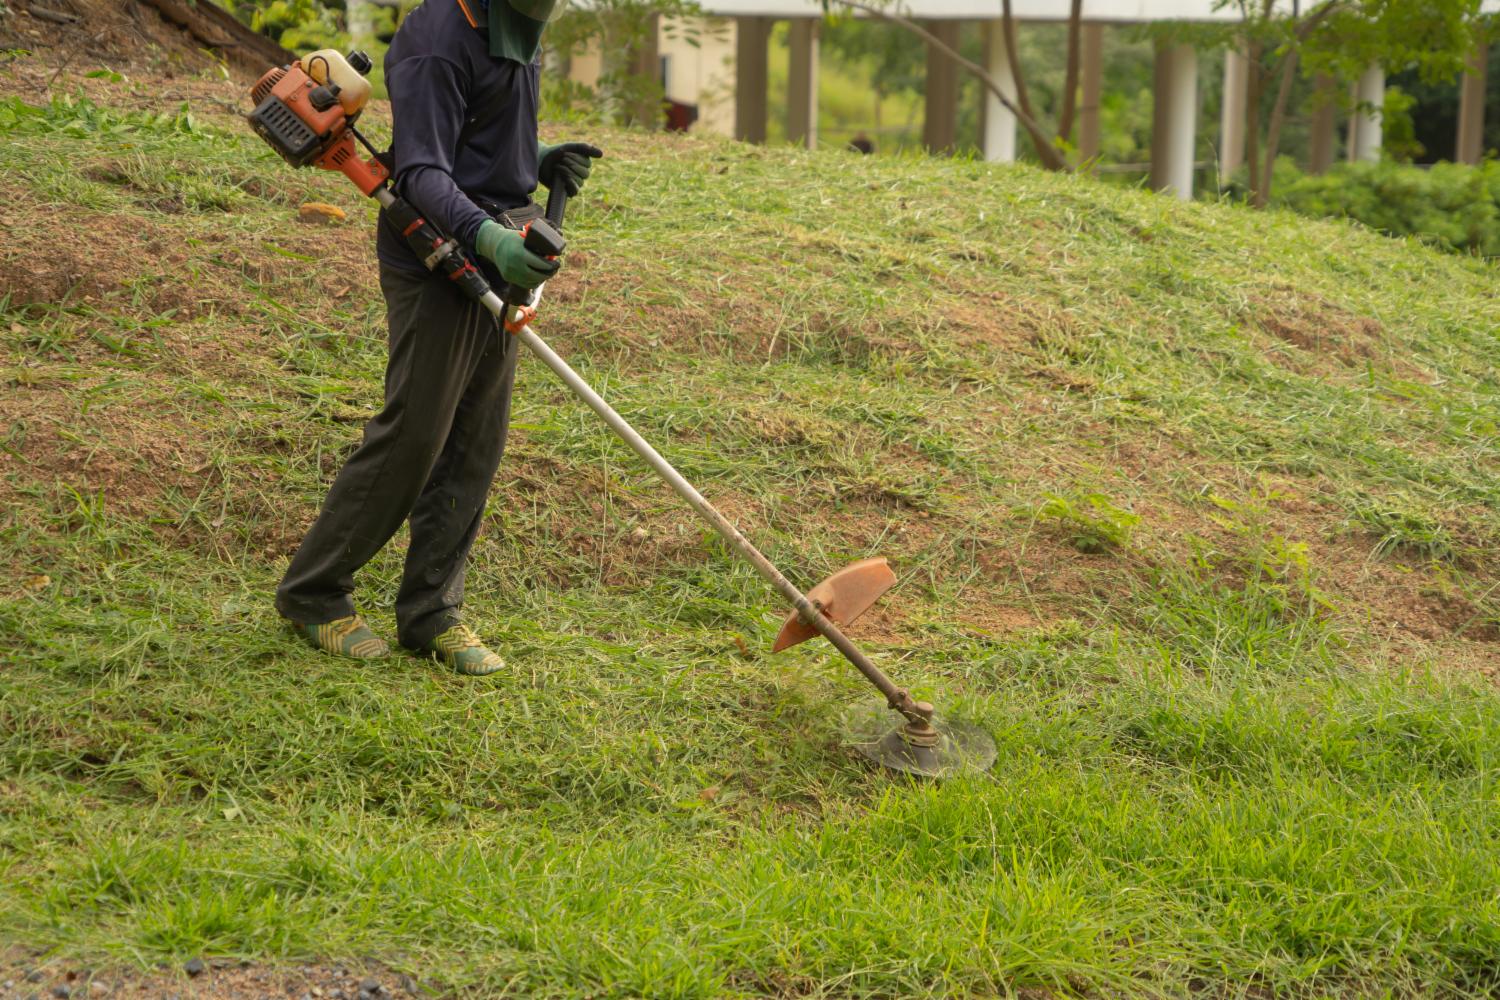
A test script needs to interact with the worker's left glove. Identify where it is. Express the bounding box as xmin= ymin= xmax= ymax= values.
xmin=537 ymin=141 xmax=603 ymax=197
xmin=476 ymin=220 xmax=558 ymax=290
